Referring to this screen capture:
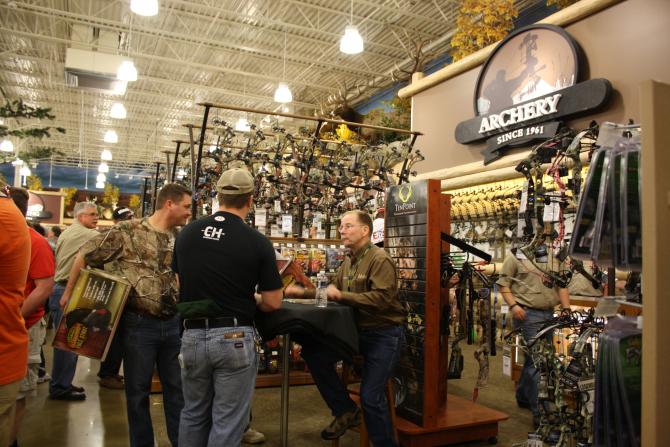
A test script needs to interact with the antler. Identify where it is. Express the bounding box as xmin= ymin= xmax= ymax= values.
xmin=392 ymin=34 xmax=433 ymax=82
